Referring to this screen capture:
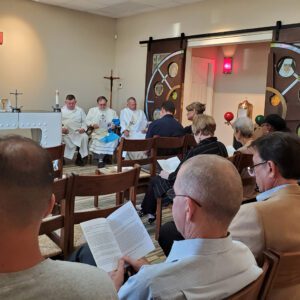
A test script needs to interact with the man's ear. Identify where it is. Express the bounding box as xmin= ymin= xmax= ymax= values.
xmin=43 ymin=194 xmax=56 ymax=218
xmin=186 ymin=197 xmax=197 ymax=222
xmin=267 ymin=160 xmax=277 ymax=178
